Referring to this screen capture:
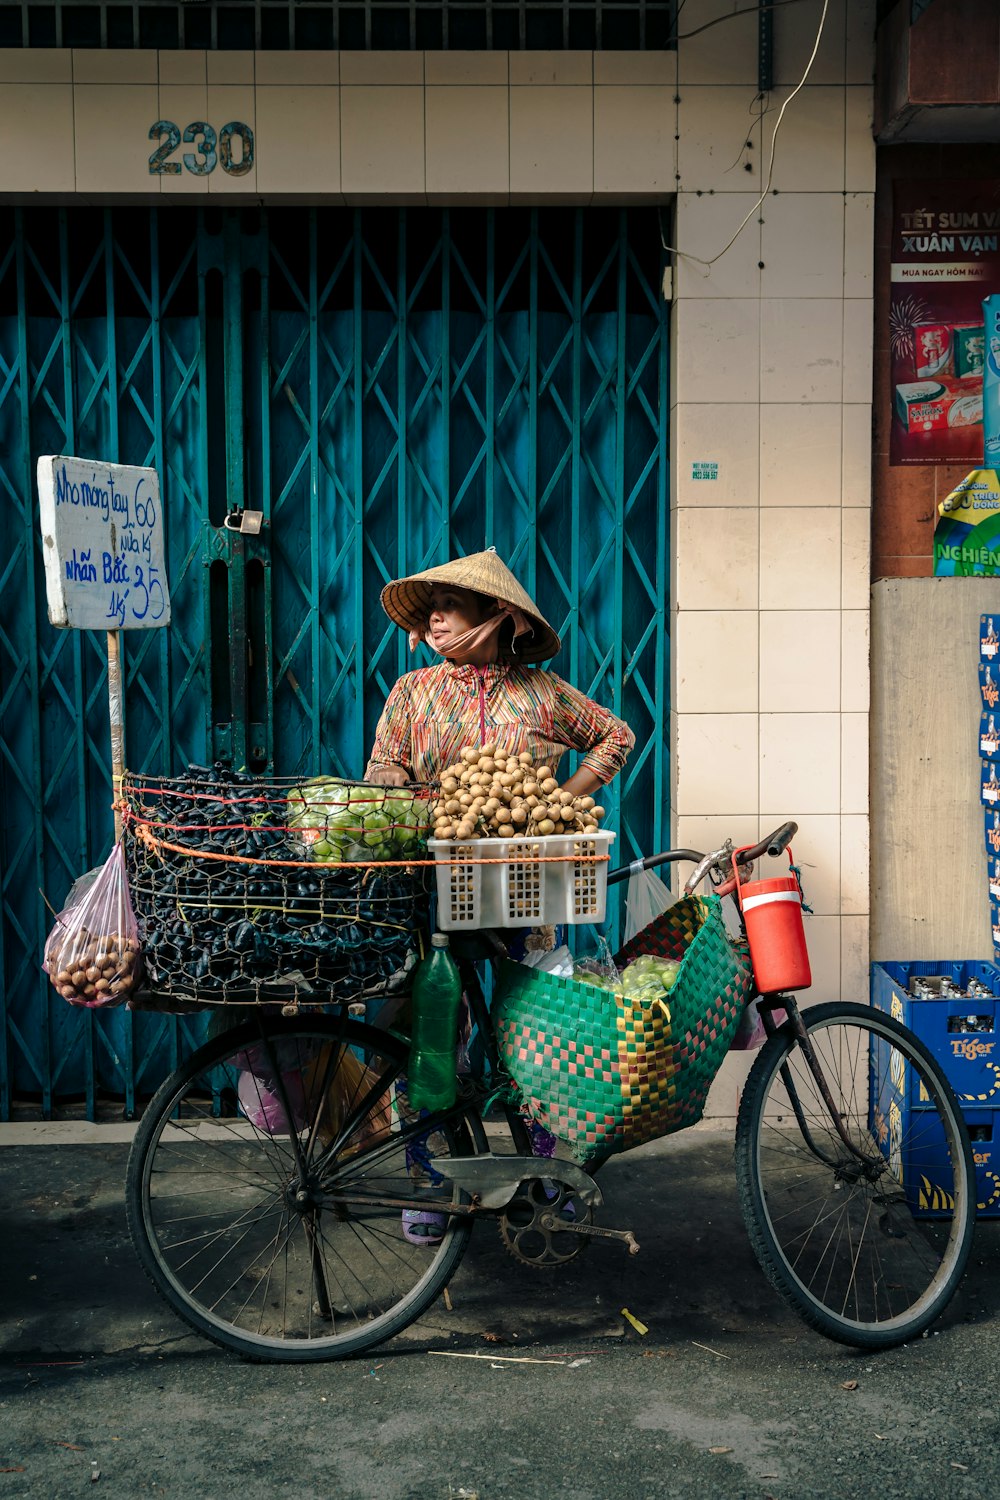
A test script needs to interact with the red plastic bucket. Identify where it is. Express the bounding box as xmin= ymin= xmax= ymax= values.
xmin=733 ymin=851 xmax=812 ymax=994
